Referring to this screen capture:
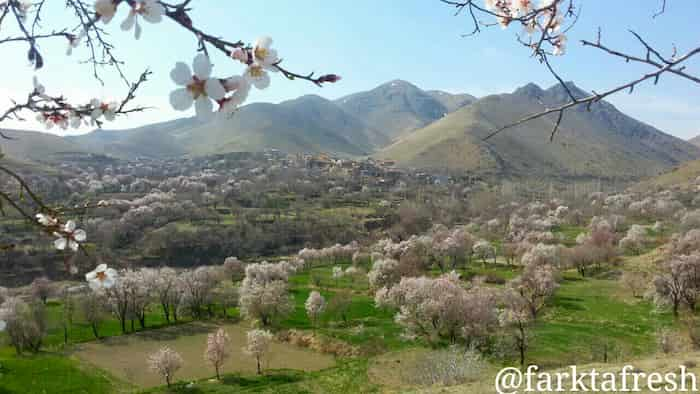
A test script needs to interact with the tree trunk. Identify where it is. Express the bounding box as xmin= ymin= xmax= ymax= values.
xmin=518 ymin=324 xmax=526 ymax=368
xmin=92 ymin=323 xmax=100 ymax=339
xmin=162 ymin=303 xmax=170 ymax=323
xmin=673 ymin=300 xmax=680 ymax=317
xmin=256 ymin=356 xmax=262 ymax=375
